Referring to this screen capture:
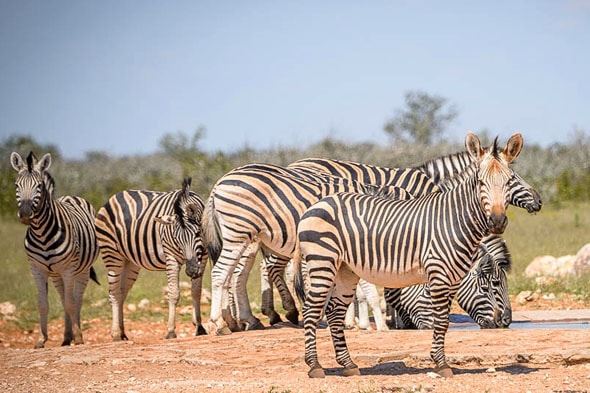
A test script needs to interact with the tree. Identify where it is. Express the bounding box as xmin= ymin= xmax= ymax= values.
xmin=384 ymin=90 xmax=458 ymax=145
